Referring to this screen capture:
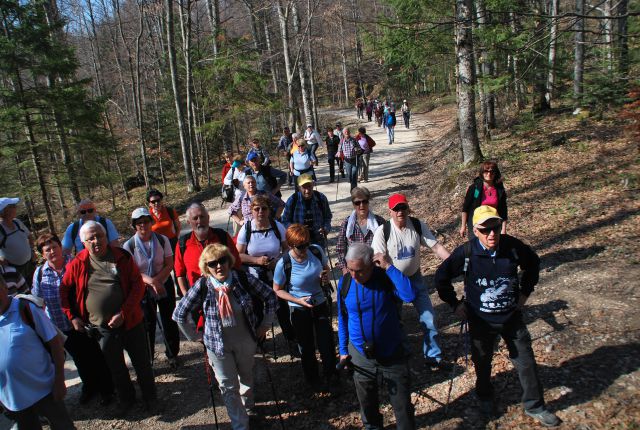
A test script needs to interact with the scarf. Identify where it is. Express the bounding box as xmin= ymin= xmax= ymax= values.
xmin=210 ymin=274 xmax=236 ymax=328
xmin=134 ymin=233 xmax=156 ymax=276
xmin=345 ymin=210 xmax=380 ymax=239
